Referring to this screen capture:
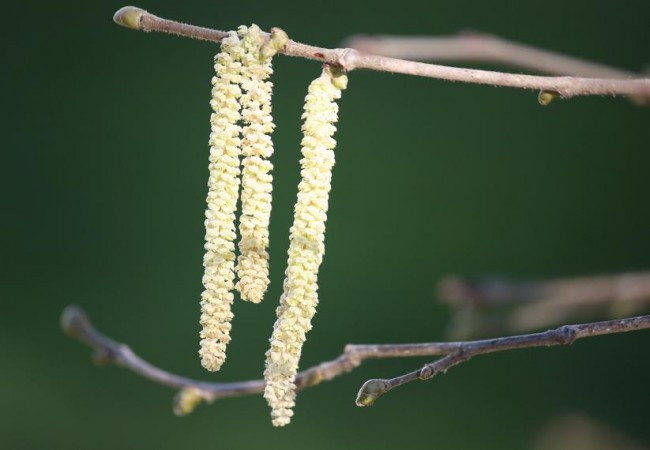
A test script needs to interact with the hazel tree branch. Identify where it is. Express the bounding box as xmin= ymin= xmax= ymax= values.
xmin=356 ymin=315 xmax=650 ymax=405
xmin=343 ymin=32 xmax=639 ymax=79
xmin=438 ymin=271 xmax=650 ymax=310
xmin=113 ymin=6 xmax=650 ymax=102
xmin=439 ymin=271 xmax=650 ymax=338
xmin=61 ymin=305 xmax=650 ymax=413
